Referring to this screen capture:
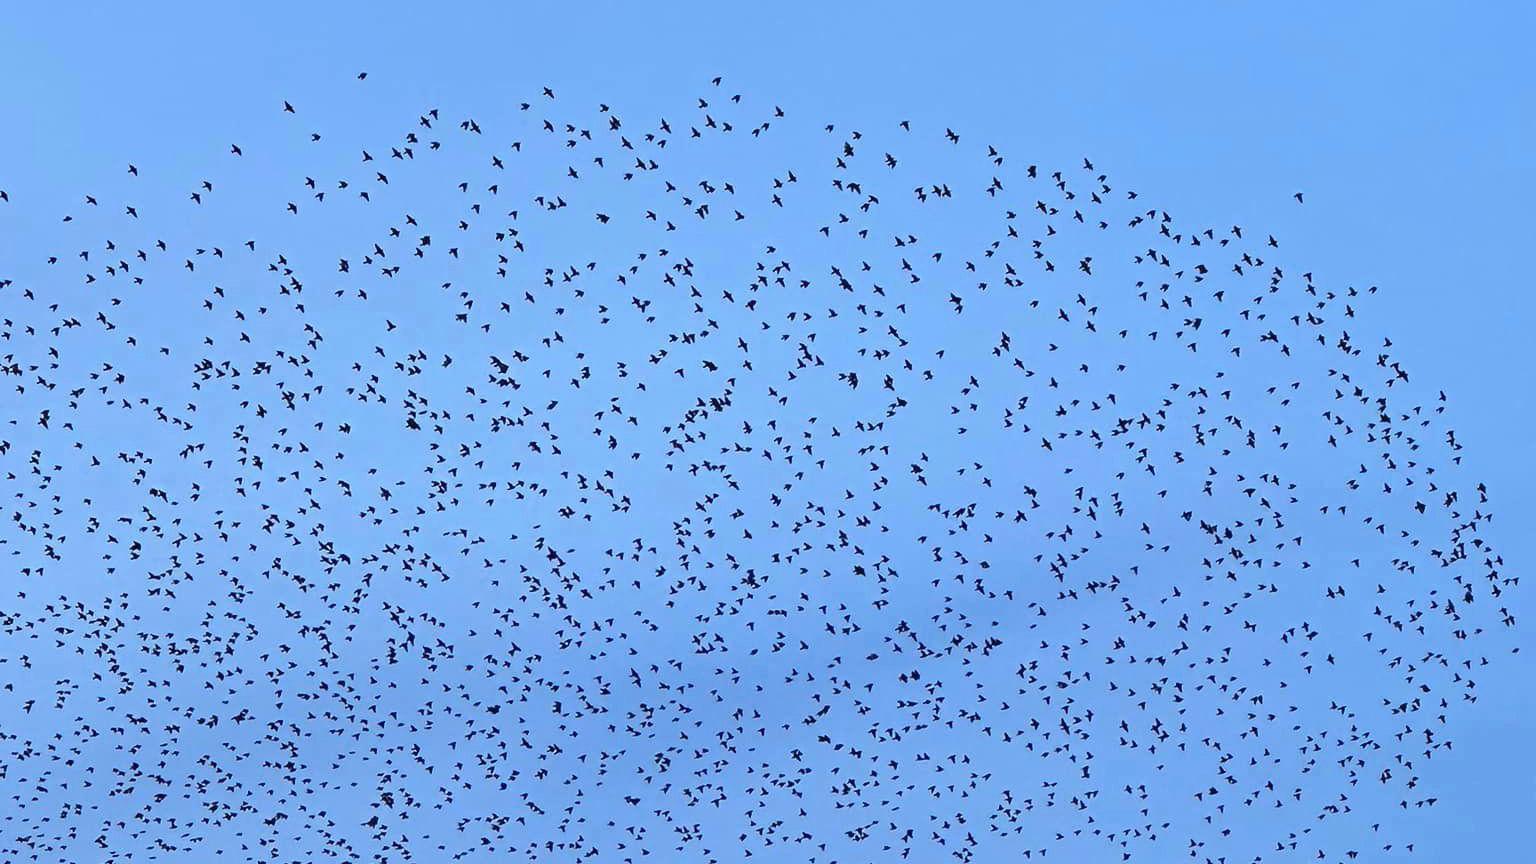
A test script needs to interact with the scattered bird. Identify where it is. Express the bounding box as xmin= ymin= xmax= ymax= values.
xmin=0 ymin=74 xmax=1512 ymax=864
